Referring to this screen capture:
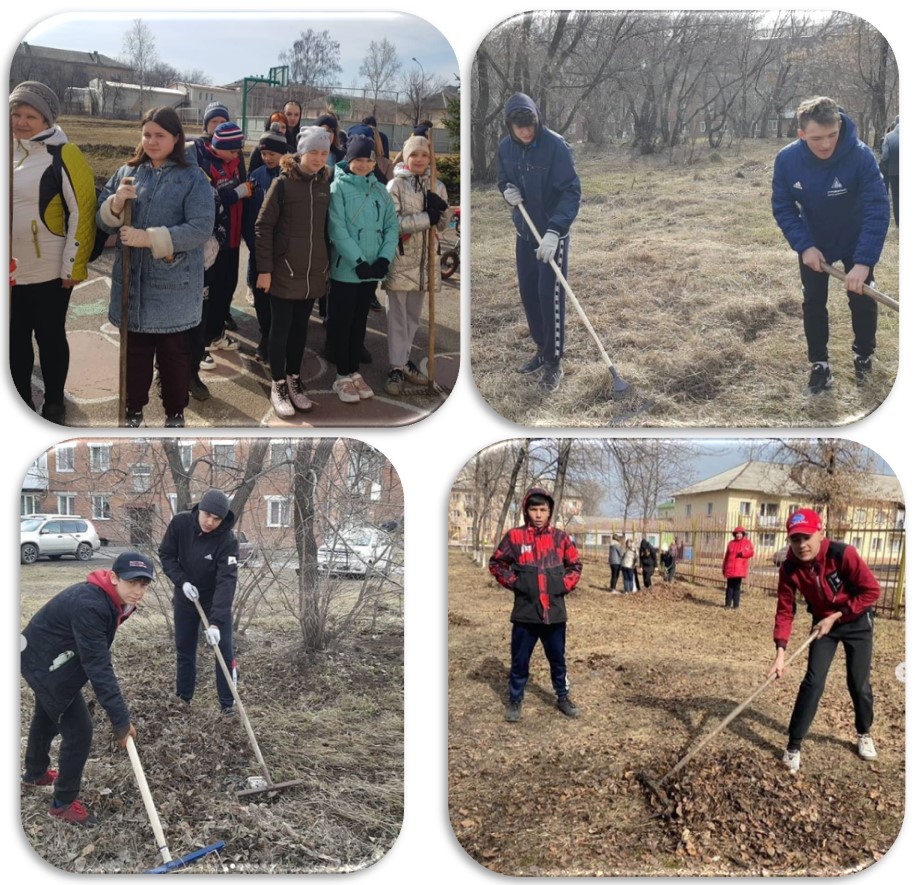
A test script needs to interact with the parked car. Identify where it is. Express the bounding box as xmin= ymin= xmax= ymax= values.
xmin=236 ymin=530 xmax=257 ymax=567
xmin=316 ymin=527 xmax=394 ymax=577
xmin=20 ymin=515 xmax=101 ymax=564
